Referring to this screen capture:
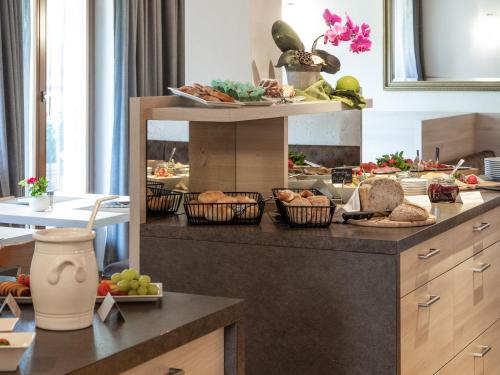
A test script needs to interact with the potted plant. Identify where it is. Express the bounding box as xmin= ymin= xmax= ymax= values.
xmin=272 ymin=9 xmax=371 ymax=89
xmin=19 ymin=177 xmax=50 ymax=212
